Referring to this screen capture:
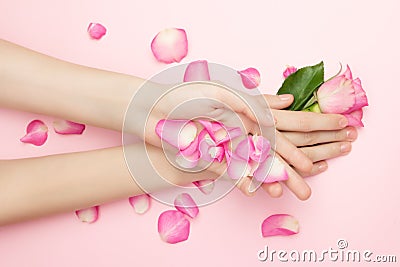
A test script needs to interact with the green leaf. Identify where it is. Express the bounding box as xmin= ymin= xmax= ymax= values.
xmin=277 ymin=61 xmax=324 ymax=111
